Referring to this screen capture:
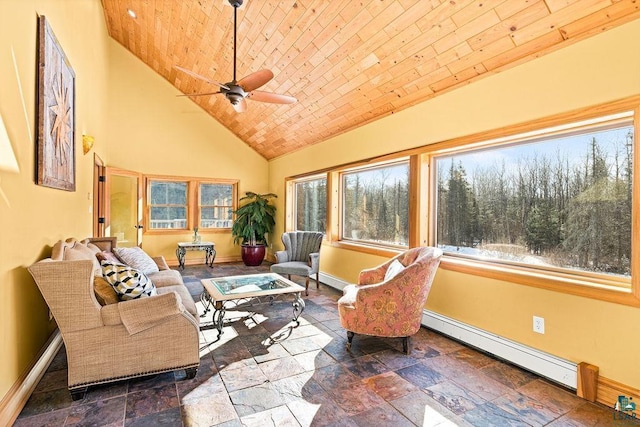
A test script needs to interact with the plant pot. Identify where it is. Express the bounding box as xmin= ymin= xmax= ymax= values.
xmin=241 ymin=244 xmax=266 ymax=266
